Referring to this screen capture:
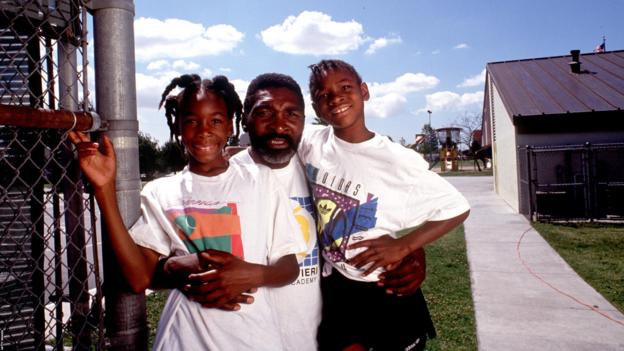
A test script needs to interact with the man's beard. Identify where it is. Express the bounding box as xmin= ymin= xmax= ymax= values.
xmin=249 ymin=132 xmax=300 ymax=165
